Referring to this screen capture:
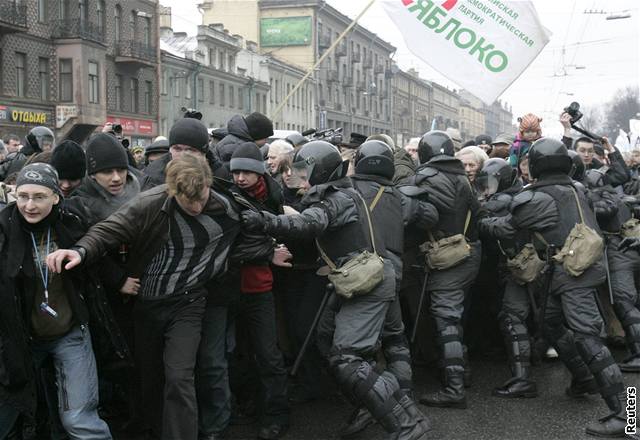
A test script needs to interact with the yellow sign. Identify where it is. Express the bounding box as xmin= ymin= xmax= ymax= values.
xmin=11 ymin=110 xmax=48 ymax=124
